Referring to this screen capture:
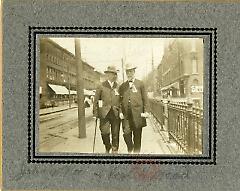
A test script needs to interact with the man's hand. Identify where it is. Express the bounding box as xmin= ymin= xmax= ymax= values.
xmin=119 ymin=113 xmax=124 ymax=120
xmin=141 ymin=112 xmax=150 ymax=118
